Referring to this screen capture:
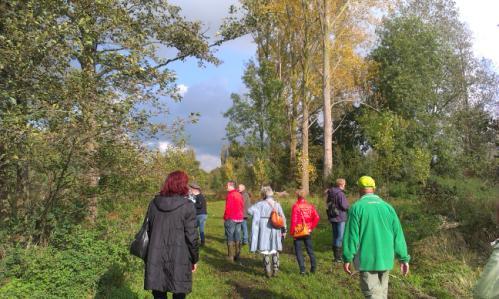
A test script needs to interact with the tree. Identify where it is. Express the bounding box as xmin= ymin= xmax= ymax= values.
xmin=0 ymin=0 xmax=236 ymax=244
